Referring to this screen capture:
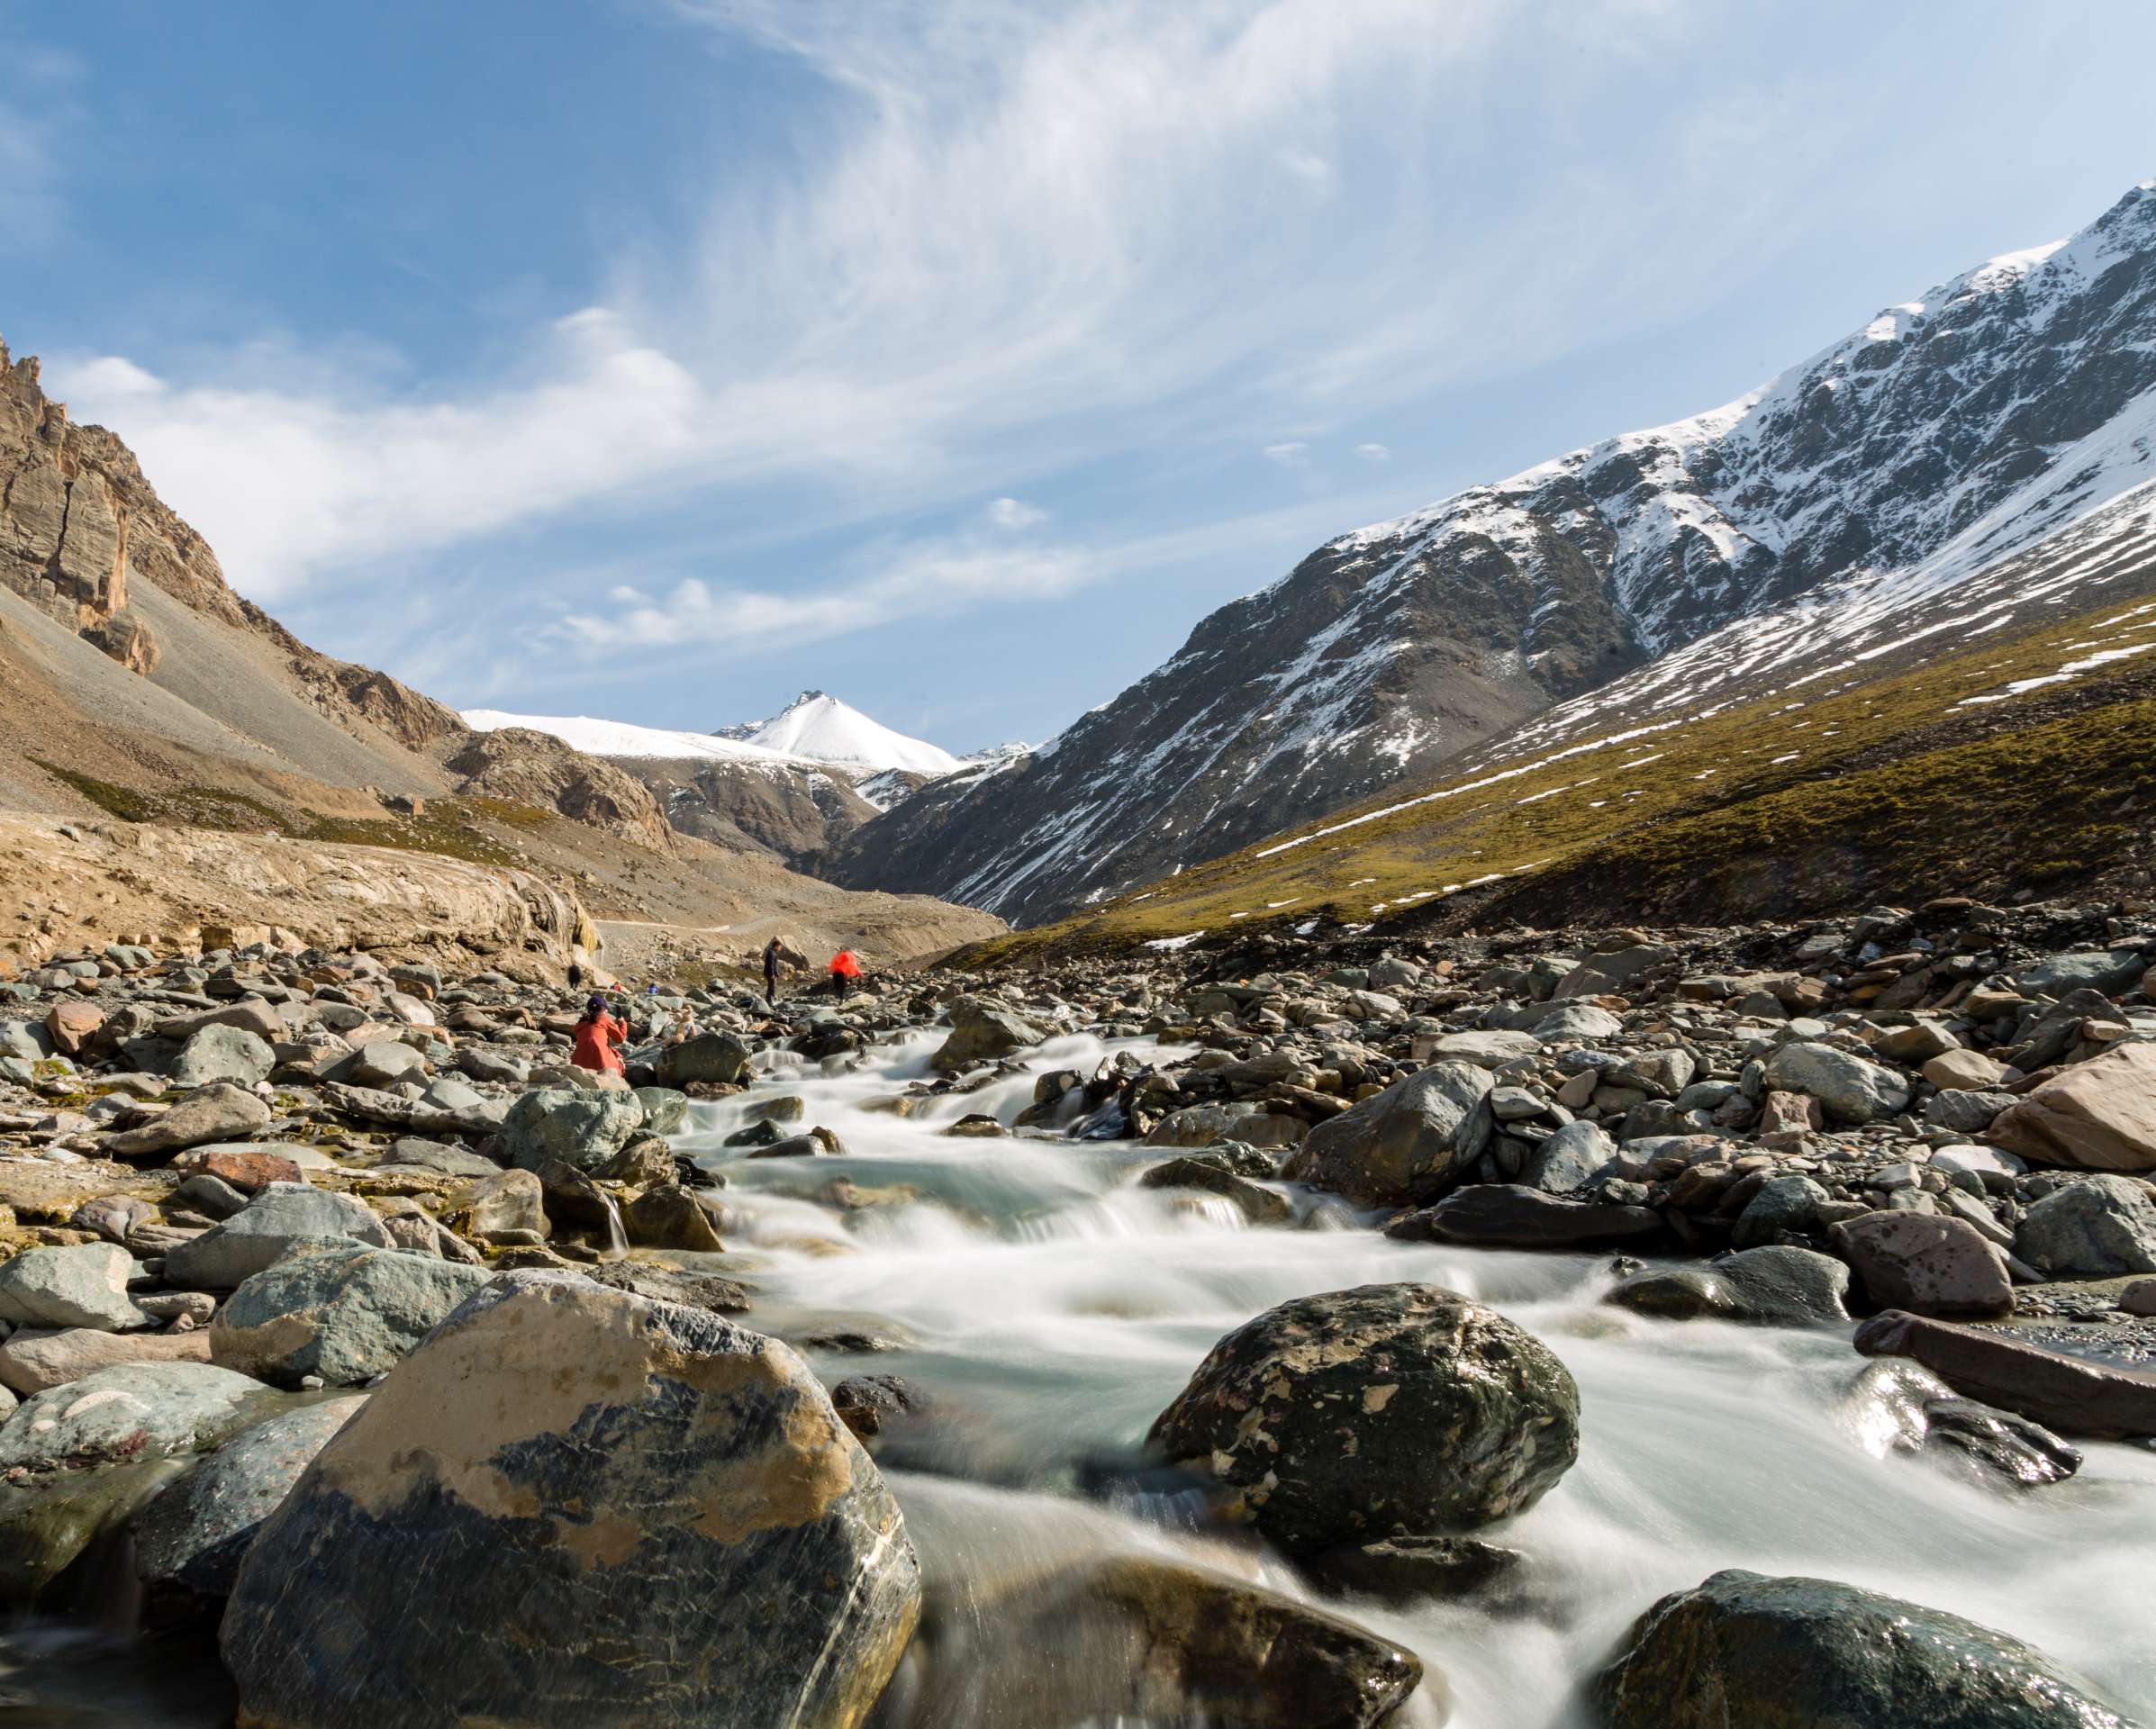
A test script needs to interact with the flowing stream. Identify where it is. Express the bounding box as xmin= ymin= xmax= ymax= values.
xmin=693 ymin=1027 xmax=2156 ymax=1727
xmin=8 ymin=1025 xmax=2154 ymax=1725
